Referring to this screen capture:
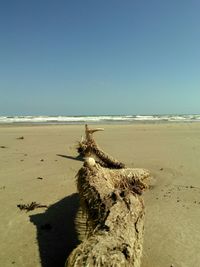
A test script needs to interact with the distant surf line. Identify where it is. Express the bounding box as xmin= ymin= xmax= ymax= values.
xmin=0 ymin=114 xmax=200 ymax=124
